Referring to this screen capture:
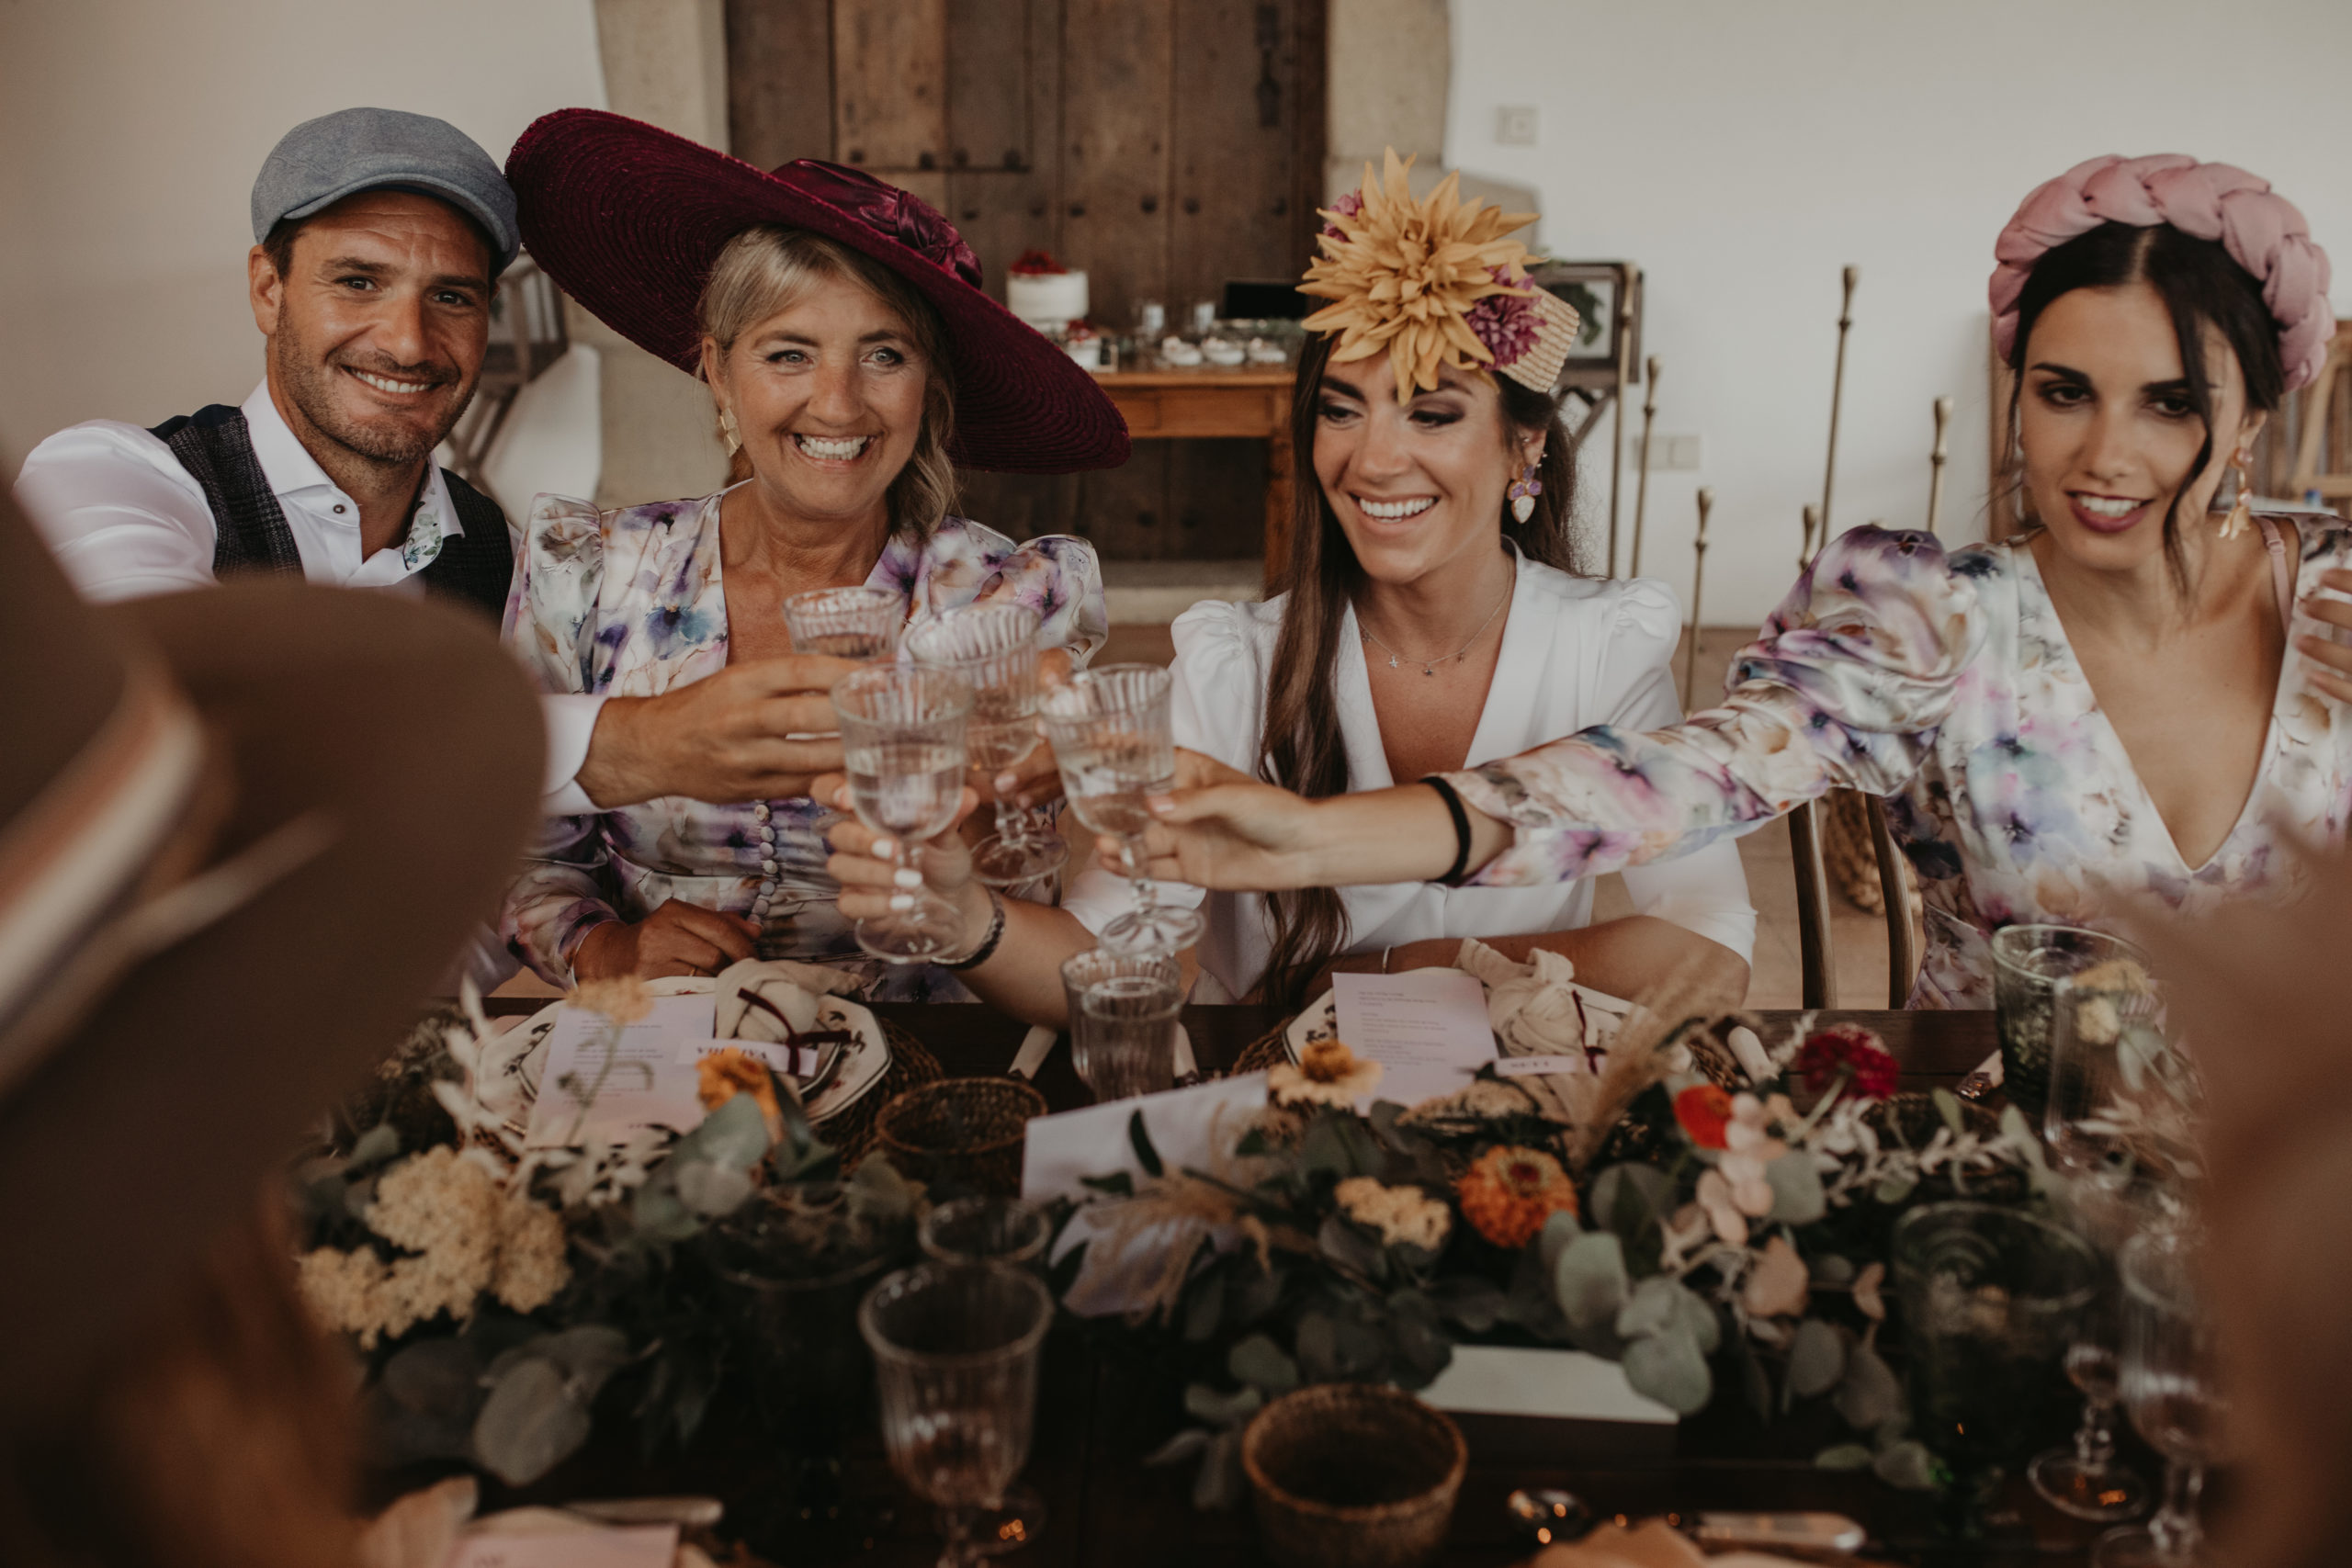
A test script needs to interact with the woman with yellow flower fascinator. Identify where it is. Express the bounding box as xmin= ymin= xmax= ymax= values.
xmin=813 ymin=152 xmax=1754 ymax=1023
